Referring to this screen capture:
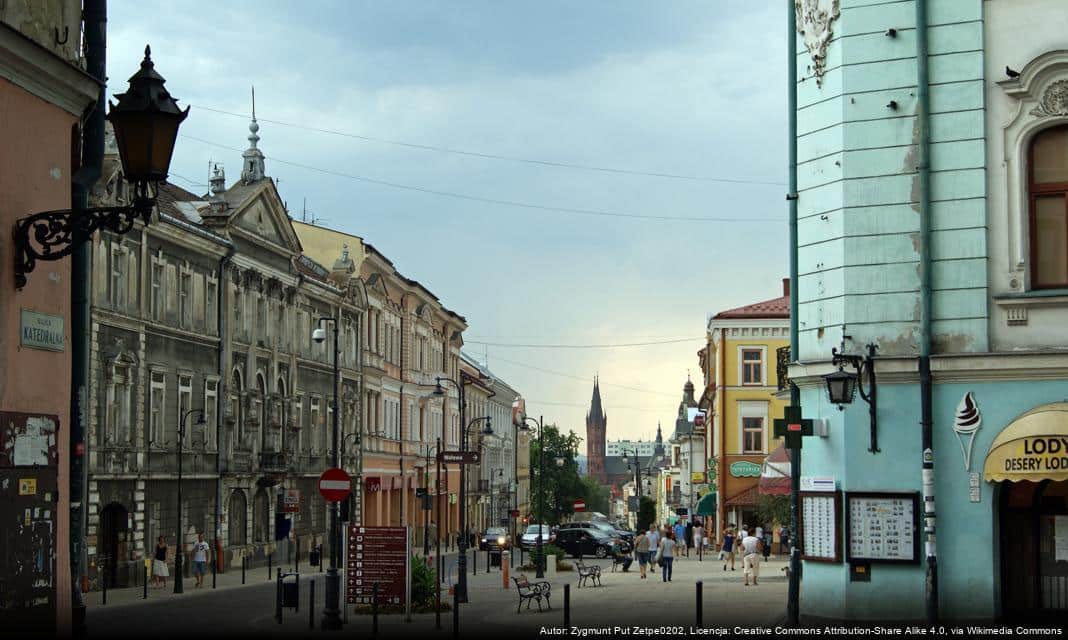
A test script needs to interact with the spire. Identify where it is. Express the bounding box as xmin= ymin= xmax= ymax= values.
xmin=656 ymin=422 xmax=663 ymax=443
xmin=683 ymin=372 xmax=696 ymax=407
xmin=241 ymin=85 xmax=266 ymax=184
xmin=588 ymin=376 xmax=605 ymax=425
